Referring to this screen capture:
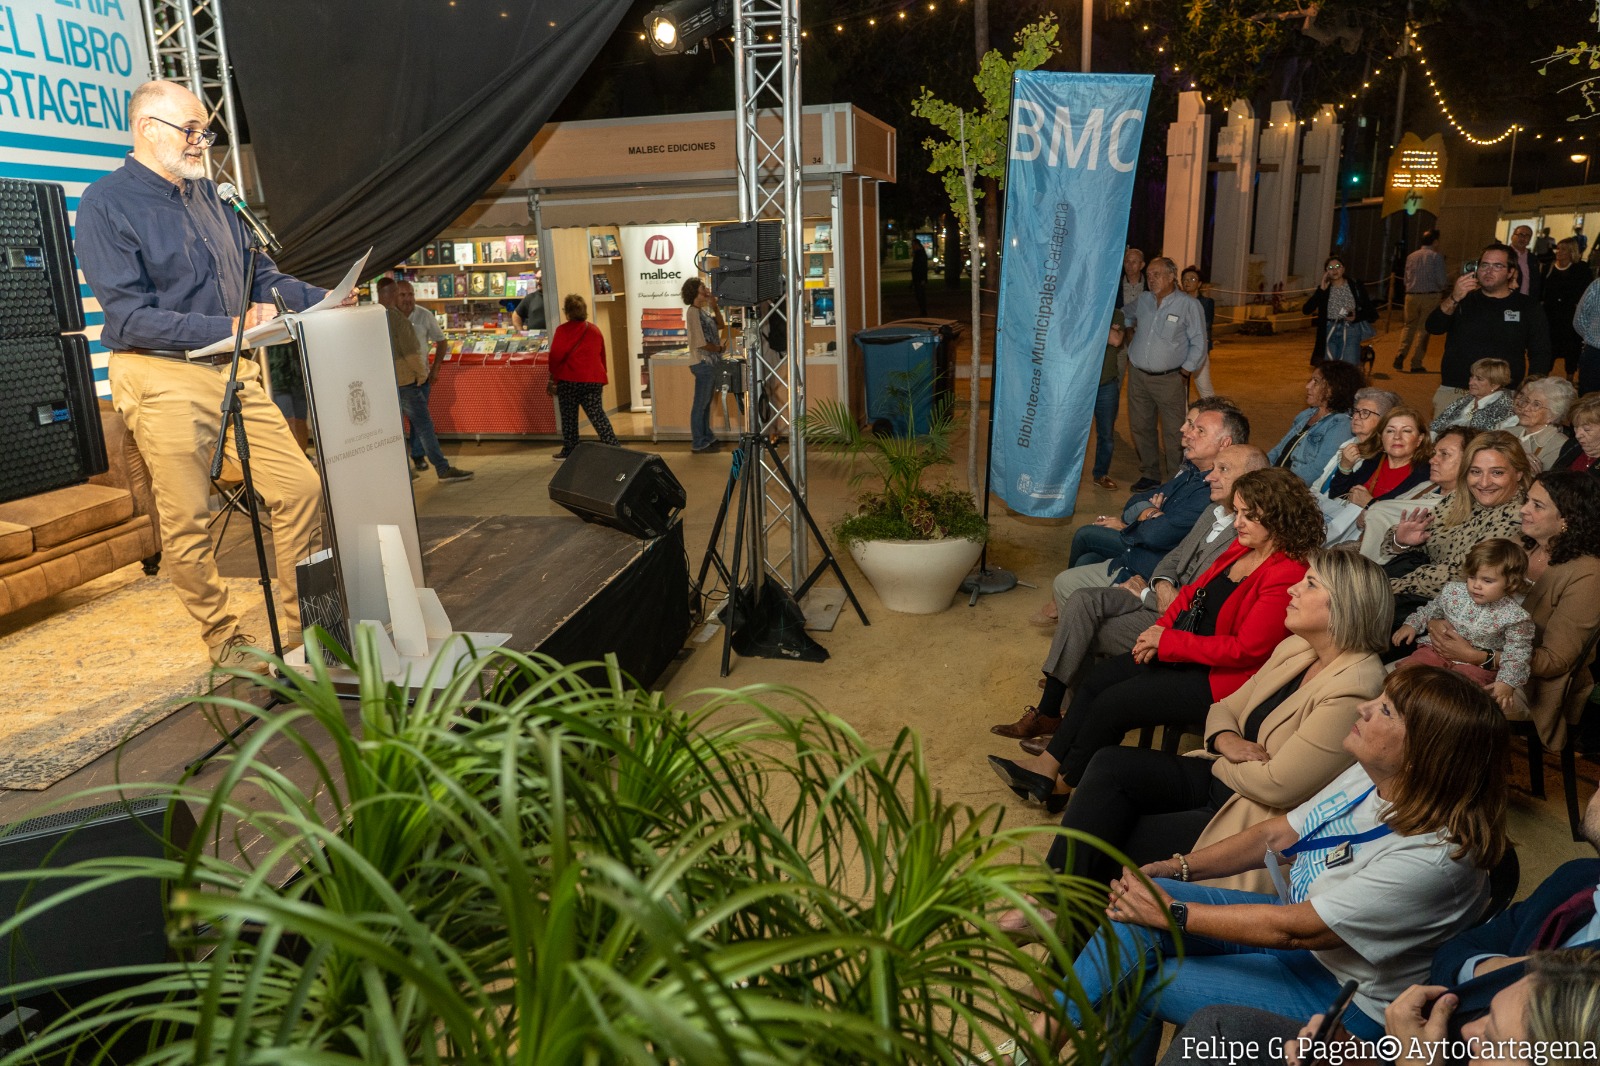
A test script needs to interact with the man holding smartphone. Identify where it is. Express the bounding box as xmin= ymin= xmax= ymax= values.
xmin=1424 ymin=244 xmax=1551 ymax=424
